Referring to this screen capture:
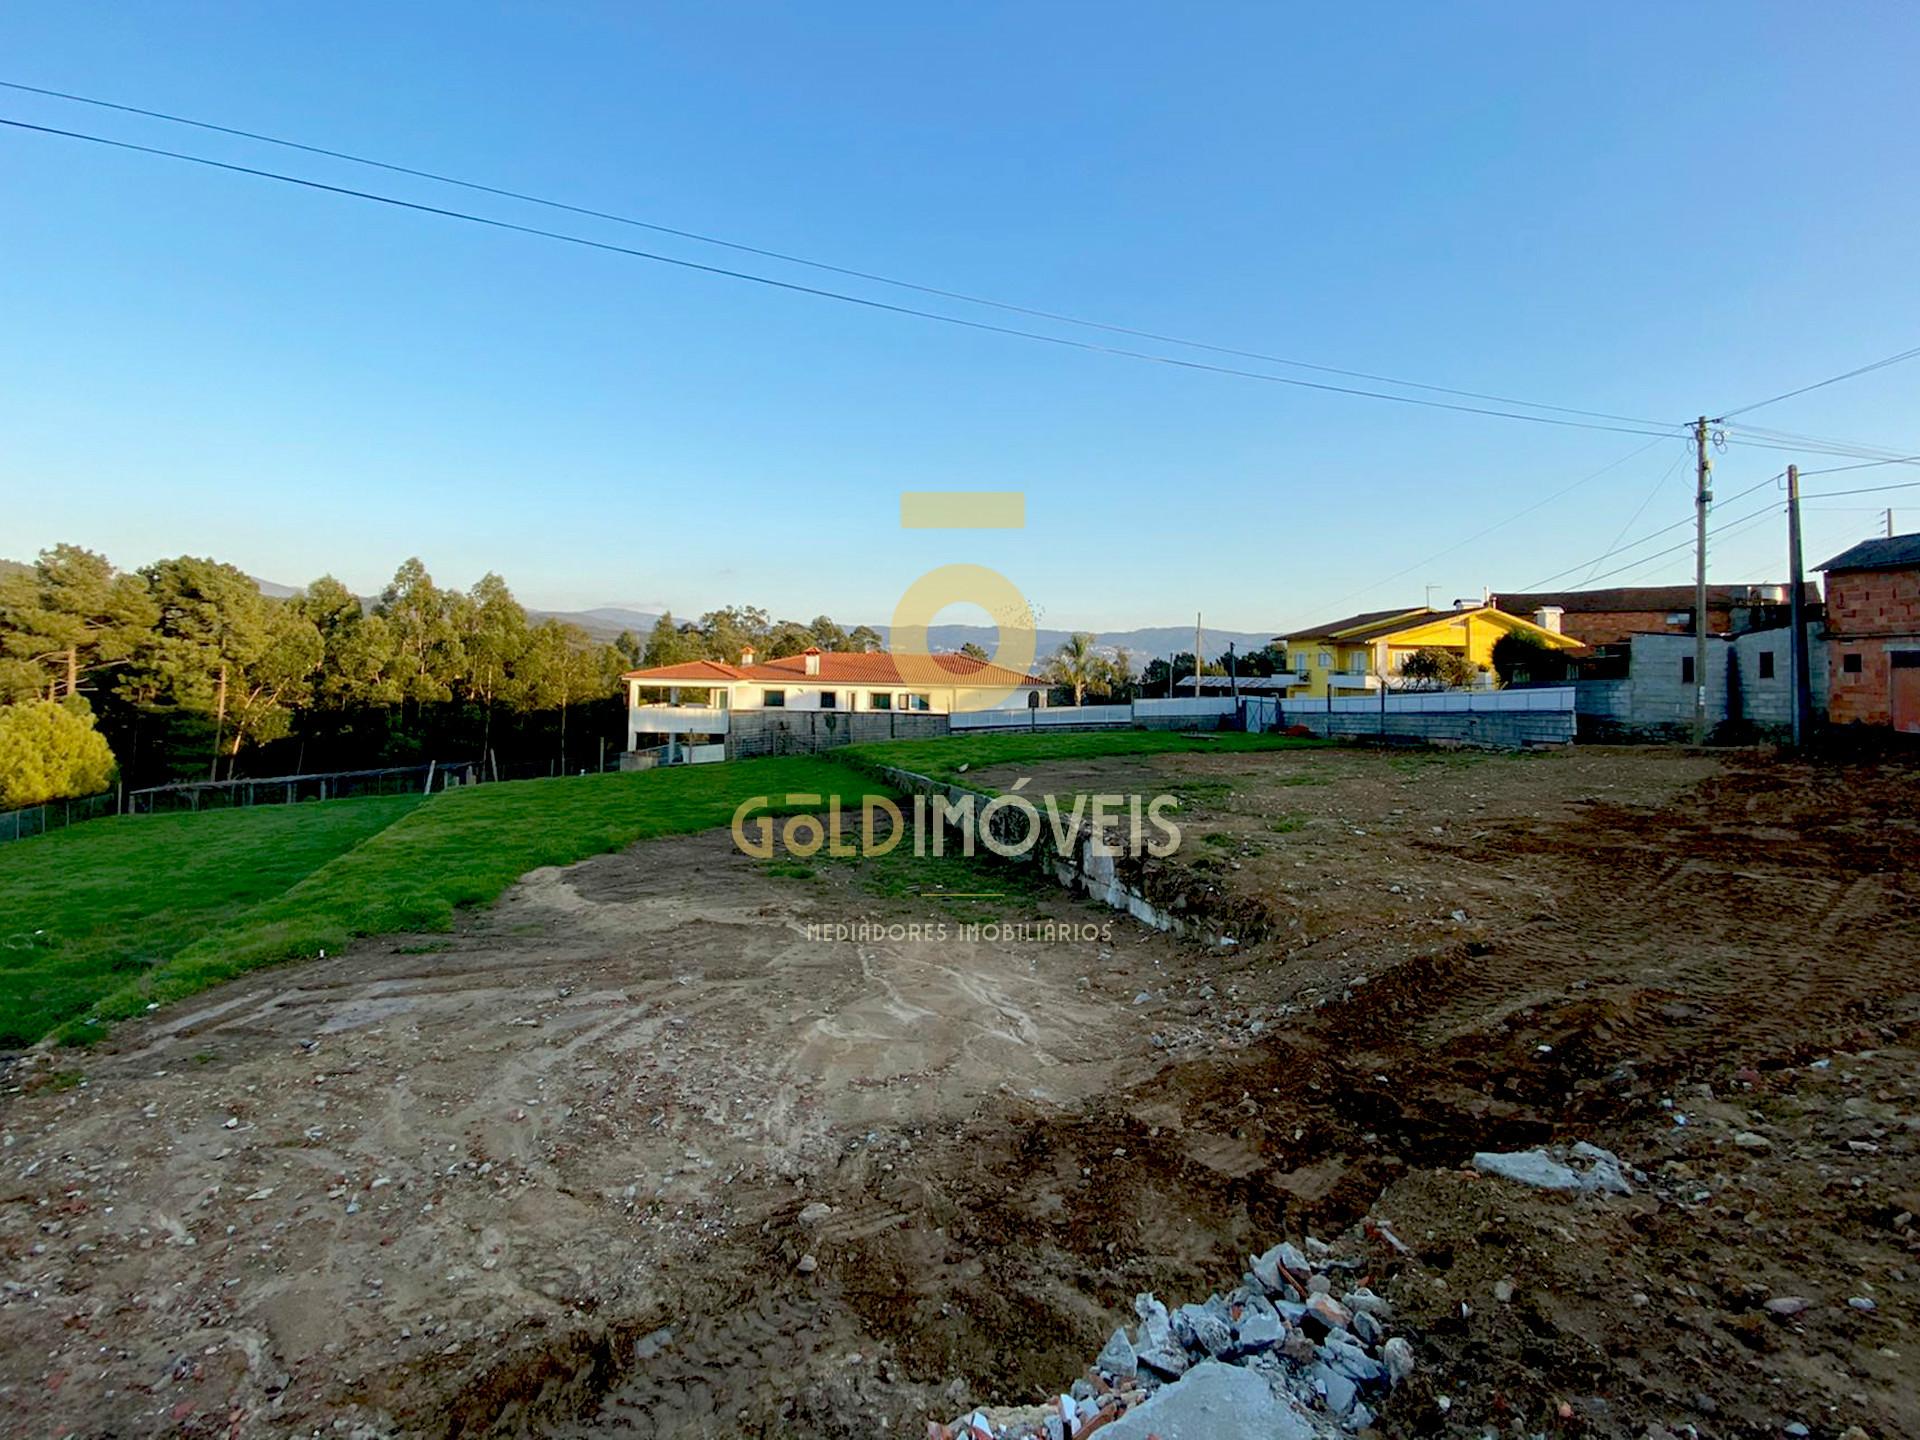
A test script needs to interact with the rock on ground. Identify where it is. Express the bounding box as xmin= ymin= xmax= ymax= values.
xmin=1100 ymin=1360 xmax=1317 ymax=1440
